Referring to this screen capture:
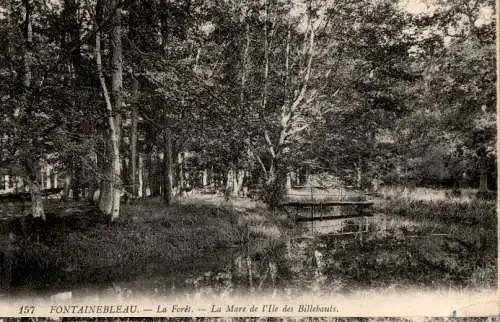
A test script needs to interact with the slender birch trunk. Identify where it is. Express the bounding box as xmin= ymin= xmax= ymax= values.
xmin=138 ymin=154 xmax=143 ymax=198
xmin=130 ymin=75 xmax=138 ymax=197
xmin=163 ymin=128 xmax=173 ymax=204
xmin=177 ymin=152 xmax=184 ymax=196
